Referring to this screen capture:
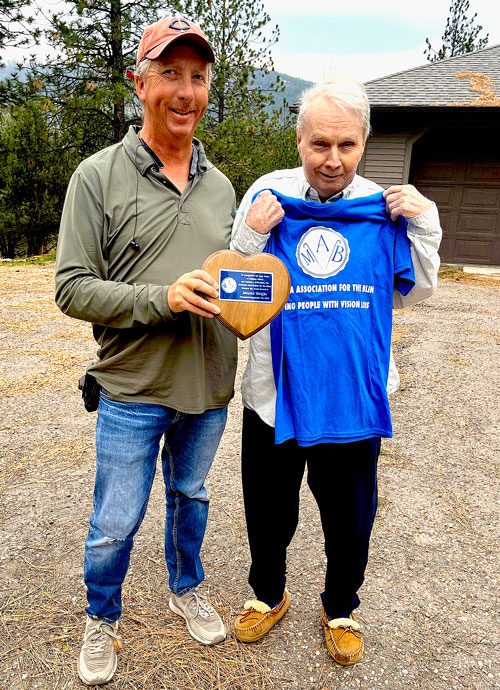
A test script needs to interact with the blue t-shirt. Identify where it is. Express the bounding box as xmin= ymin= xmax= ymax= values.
xmin=262 ymin=190 xmax=415 ymax=446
